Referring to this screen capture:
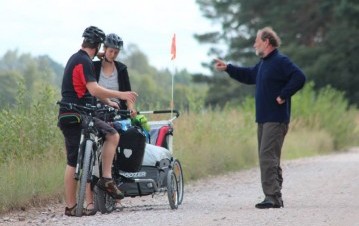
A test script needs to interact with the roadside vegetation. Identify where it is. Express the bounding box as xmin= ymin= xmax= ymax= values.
xmin=0 ymin=81 xmax=357 ymax=213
